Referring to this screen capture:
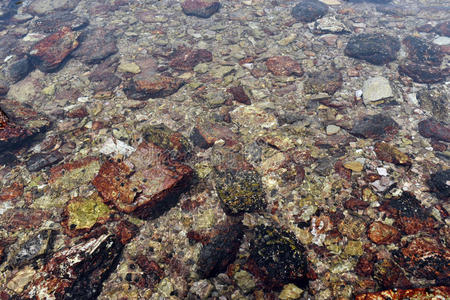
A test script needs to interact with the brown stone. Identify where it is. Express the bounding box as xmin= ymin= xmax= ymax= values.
xmin=190 ymin=121 xmax=238 ymax=149
xmin=266 ymin=56 xmax=304 ymax=77
xmin=418 ymin=118 xmax=450 ymax=142
xmin=337 ymin=216 xmax=366 ymax=240
xmin=66 ymin=106 xmax=88 ymax=119
xmin=114 ymin=220 xmax=139 ymax=245
xmin=373 ymin=142 xmax=411 ymax=165
xmin=398 ymin=61 xmax=448 ymax=84
xmin=367 ymin=221 xmax=400 ymax=245
xmin=0 ymin=79 xmax=9 ymax=96
xmin=304 ymin=68 xmax=343 ymax=95
xmin=169 ymin=47 xmax=212 ymax=71
xmin=0 ymin=182 xmax=23 ymax=202
xmin=181 ymin=0 xmax=220 ymax=18
xmin=373 ymin=258 xmax=411 ymax=289
xmin=93 ymin=142 xmax=193 ymax=219
xmin=123 ymin=74 xmax=185 ymax=100
xmin=29 ymin=26 xmax=80 ymax=72
xmin=227 ymin=86 xmax=251 ymax=105
xmin=344 ymin=198 xmax=369 ymax=210
xmin=0 ymin=209 xmax=50 ymax=232
xmin=350 ymin=114 xmax=400 ymax=141
xmin=435 ymin=21 xmax=450 ymax=37
xmin=355 ymin=286 xmax=450 ymax=300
